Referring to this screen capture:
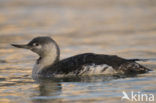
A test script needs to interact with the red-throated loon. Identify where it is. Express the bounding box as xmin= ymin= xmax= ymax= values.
xmin=11 ymin=36 xmax=151 ymax=79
